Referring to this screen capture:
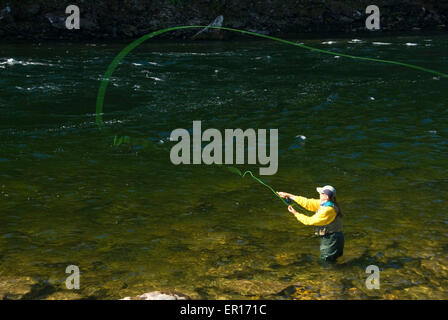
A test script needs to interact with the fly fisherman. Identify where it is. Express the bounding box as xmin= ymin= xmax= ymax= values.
xmin=277 ymin=185 xmax=344 ymax=263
